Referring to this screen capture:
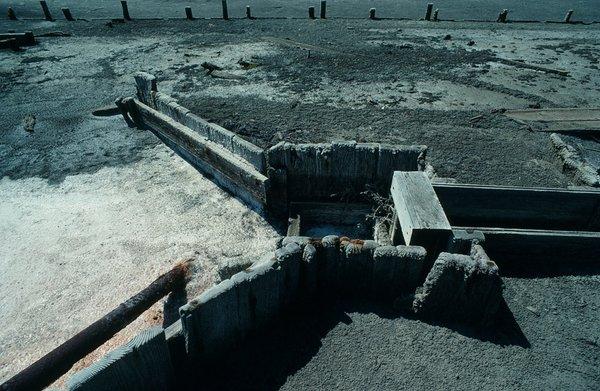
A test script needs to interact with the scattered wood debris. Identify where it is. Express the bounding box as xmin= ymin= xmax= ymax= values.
xmin=37 ymin=31 xmax=72 ymax=37
xmin=496 ymin=58 xmax=569 ymax=76
xmin=504 ymin=107 xmax=600 ymax=133
xmin=209 ymin=70 xmax=244 ymax=80
xmin=551 ymin=133 xmax=600 ymax=187
xmin=238 ymin=58 xmax=260 ymax=70
xmin=201 ymin=62 xmax=223 ymax=74
xmin=23 ymin=114 xmax=36 ymax=133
